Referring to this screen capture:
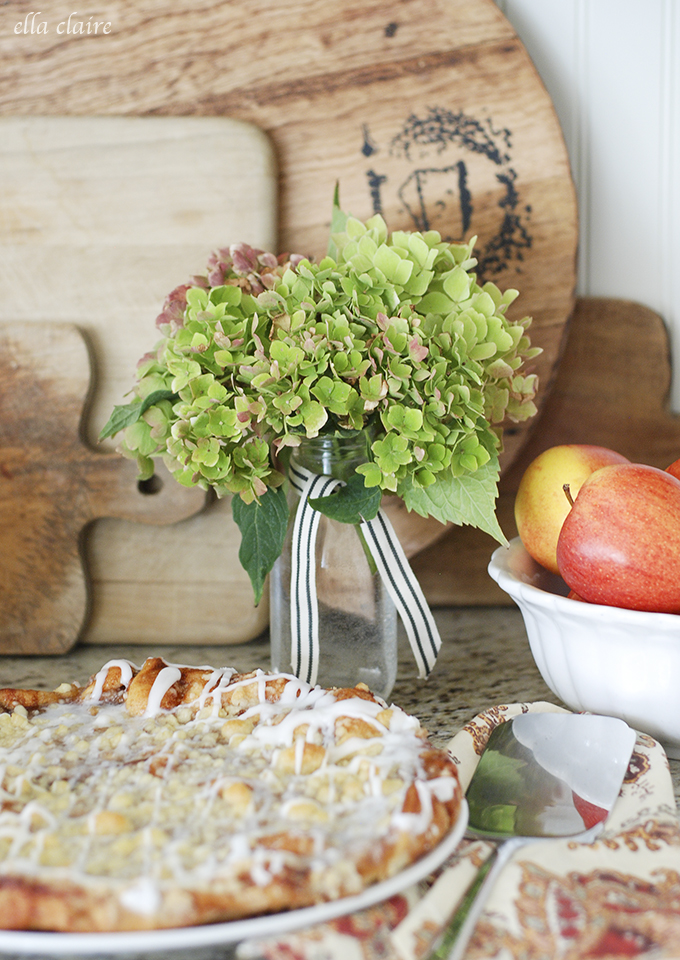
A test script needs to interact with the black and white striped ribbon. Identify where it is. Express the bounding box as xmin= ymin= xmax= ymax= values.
xmin=289 ymin=462 xmax=441 ymax=686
